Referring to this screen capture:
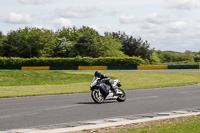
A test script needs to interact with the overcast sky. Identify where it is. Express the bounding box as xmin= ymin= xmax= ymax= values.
xmin=1 ymin=0 xmax=200 ymax=52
